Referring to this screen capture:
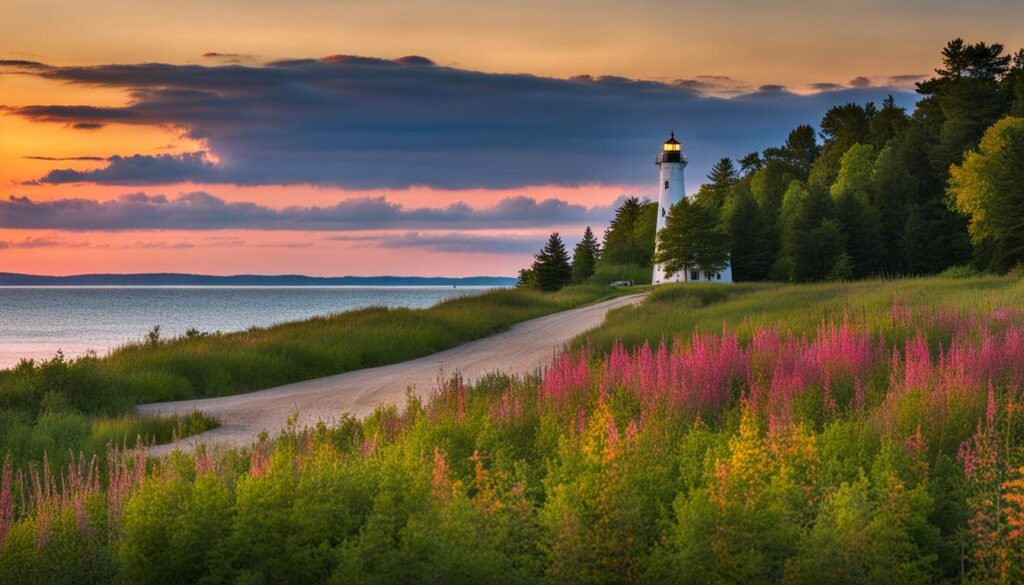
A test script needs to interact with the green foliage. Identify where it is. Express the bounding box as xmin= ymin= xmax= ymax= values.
xmin=3 ymin=276 xmax=1024 ymax=583
xmin=0 ymin=285 xmax=621 ymax=468
xmin=830 ymin=143 xmax=876 ymax=202
xmin=600 ymin=197 xmax=657 ymax=267
xmin=949 ymin=116 xmax=1024 ymax=272
xmin=655 ymin=198 xmax=730 ymax=279
xmin=511 ymin=39 xmax=1023 ymax=286
xmin=571 ymin=226 xmax=601 ymax=283
xmin=588 ymin=263 xmax=652 ymax=286
xmin=698 ymin=157 xmax=739 ymax=208
xmin=724 ymin=183 xmax=772 ymax=281
xmin=531 ymin=233 xmax=574 ymax=292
